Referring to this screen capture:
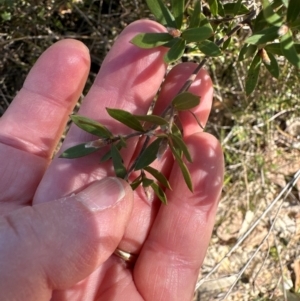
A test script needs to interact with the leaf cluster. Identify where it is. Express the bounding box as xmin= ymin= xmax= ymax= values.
xmin=61 ymin=92 xmax=200 ymax=204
